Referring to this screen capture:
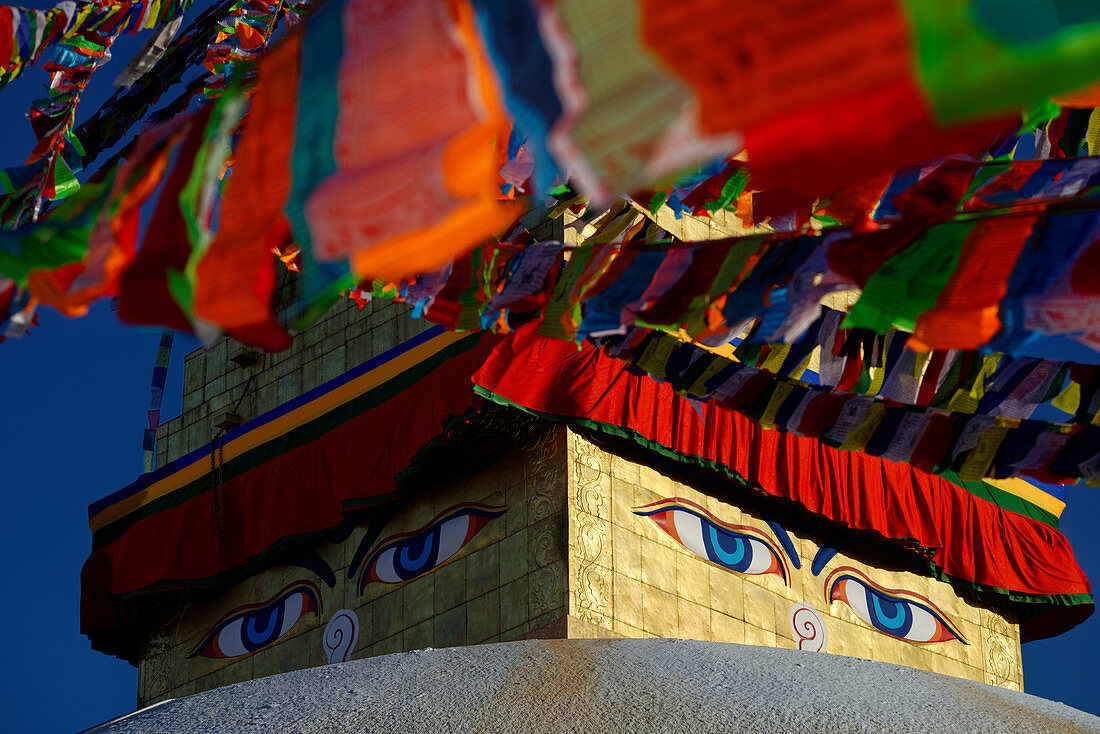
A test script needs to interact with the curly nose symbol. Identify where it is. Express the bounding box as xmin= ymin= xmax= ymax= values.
xmin=323 ymin=609 xmax=360 ymax=664
xmin=790 ymin=602 xmax=828 ymax=652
